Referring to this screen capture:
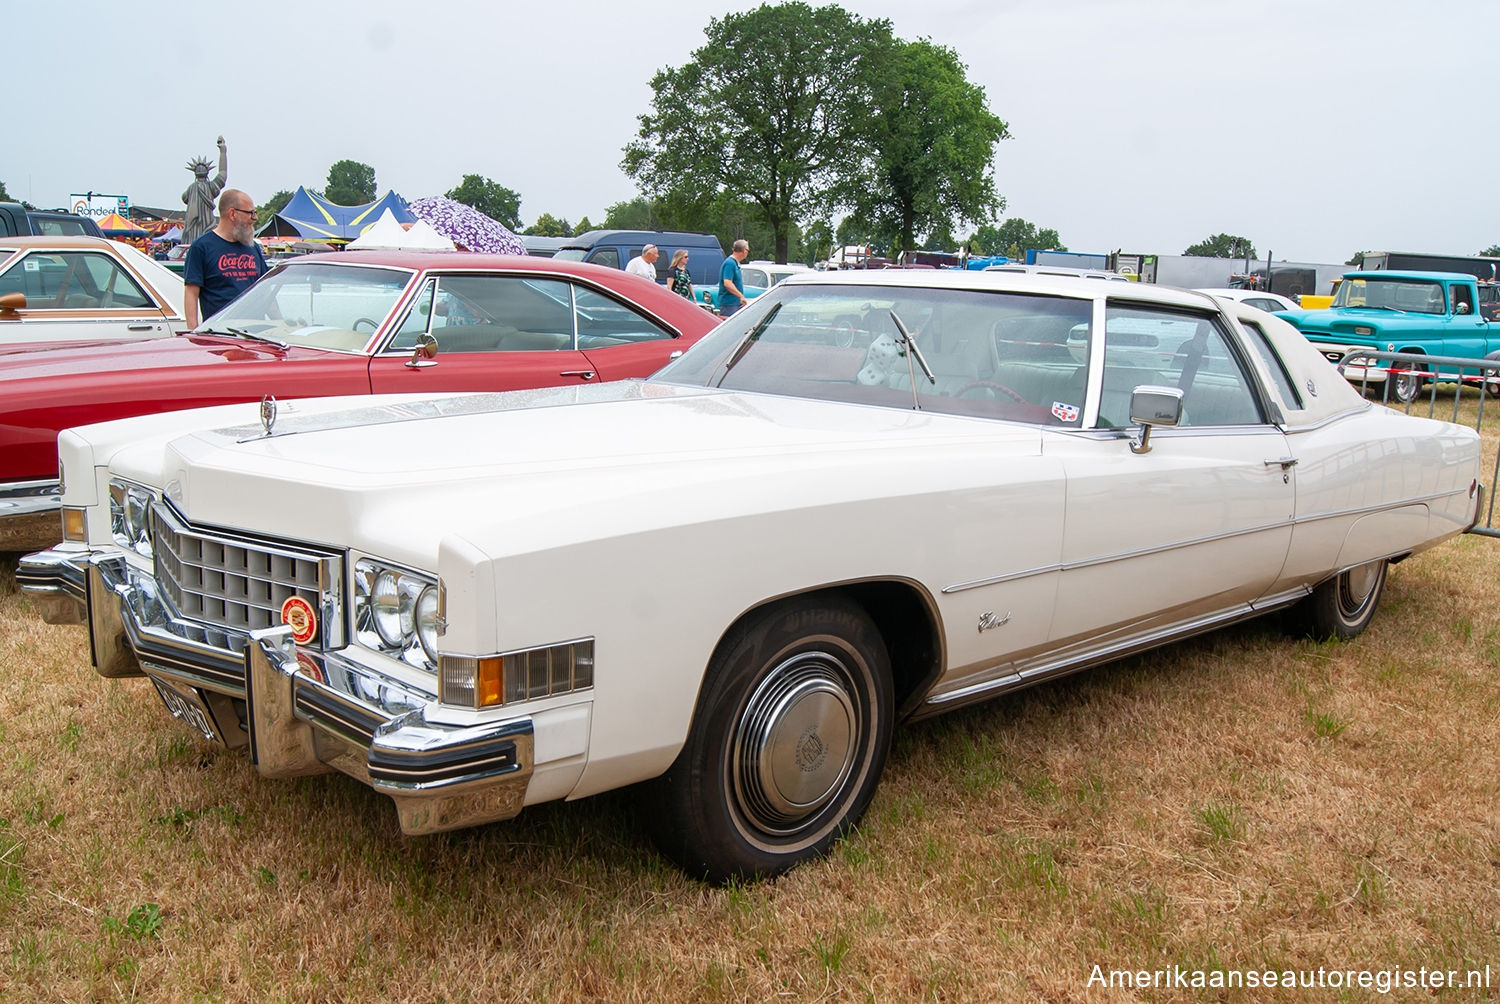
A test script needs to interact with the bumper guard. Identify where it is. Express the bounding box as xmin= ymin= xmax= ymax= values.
xmin=20 ymin=545 xmax=535 ymax=836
